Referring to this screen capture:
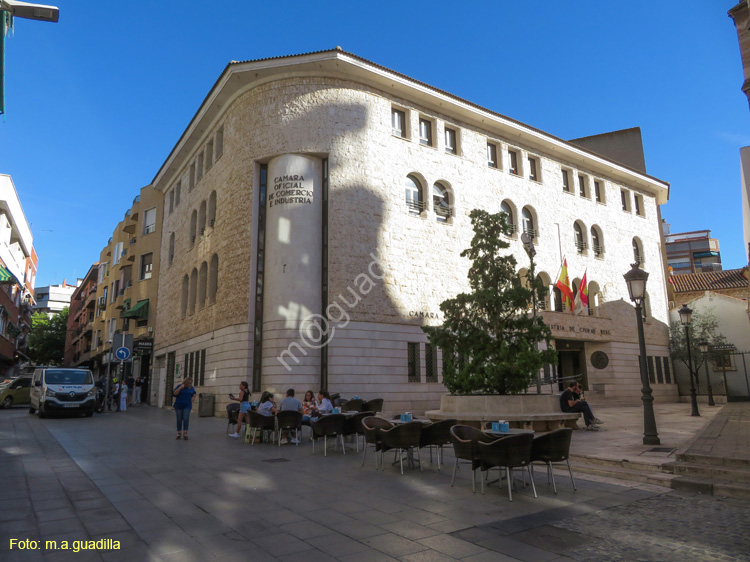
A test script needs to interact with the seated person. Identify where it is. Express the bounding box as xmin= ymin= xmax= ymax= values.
xmin=311 ymin=390 xmax=333 ymax=419
xmin=279 ymin=388 xmax=303 ymax=444
xmin=257 ymin=391 xmax=277 ymax=417
xmin=302 ymin=390 xmax=315 ymax=424
xmin=560 ymin=381 xmax=602 ymax=430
